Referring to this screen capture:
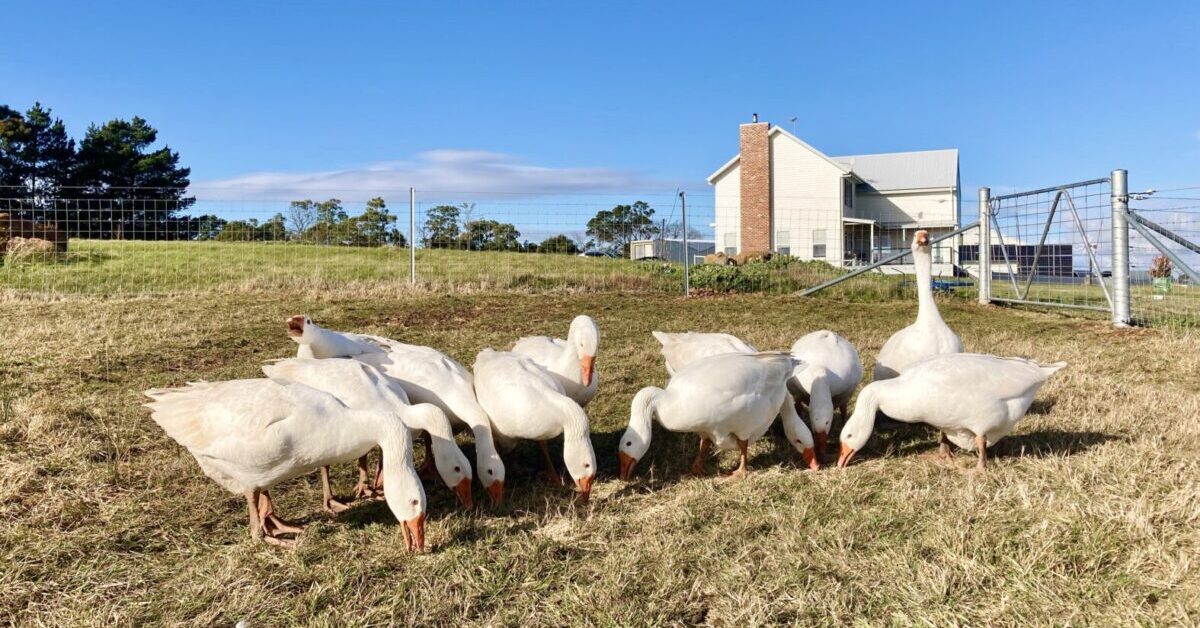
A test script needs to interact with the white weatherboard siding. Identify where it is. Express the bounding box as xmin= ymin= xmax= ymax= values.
xmin=769 ymin=131 xmax=845 ymax=262
xmin=708 ymin=124 xmax=959 ymax=268
xmin=854 ymin=189 xmax=958 ymax=227
xmin=713 ymin=163 xmax=740 ymax=255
